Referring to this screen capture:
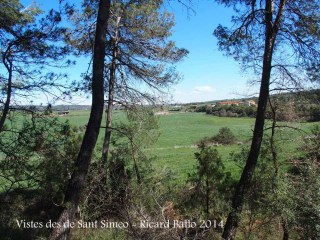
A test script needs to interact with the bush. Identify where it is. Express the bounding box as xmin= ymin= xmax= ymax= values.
xmin=186 ymin=143 xmax=231 ymax=215
xmin=194 ymin=105 xmax=207 ymax=112
xmin=180 ymin=143 xmax=235 ymax=239
xmin=0 ymin=118 xmax=83 ymax=239
xmin=211 ymin=127 xmax=236 ymax=144
xmin=208 ymin=105 xmax=257 ymax=118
